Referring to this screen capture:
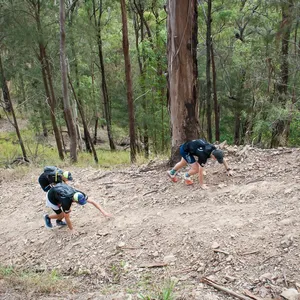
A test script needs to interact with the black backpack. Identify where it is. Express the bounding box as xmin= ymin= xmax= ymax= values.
xmin=53 ymin=183 xmax=76 ymax=202
xmin=44 ymin=166 xmax=63 ymax=184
